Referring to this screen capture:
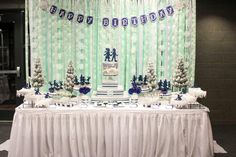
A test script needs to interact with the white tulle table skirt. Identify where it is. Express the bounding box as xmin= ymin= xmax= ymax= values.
xmin=7 ymin=106 xmax=214 ymax=157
